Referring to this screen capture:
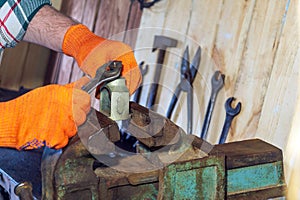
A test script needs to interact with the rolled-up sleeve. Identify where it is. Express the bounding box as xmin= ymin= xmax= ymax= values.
xmin=0 ymin=0 xmax=51 ymax=51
